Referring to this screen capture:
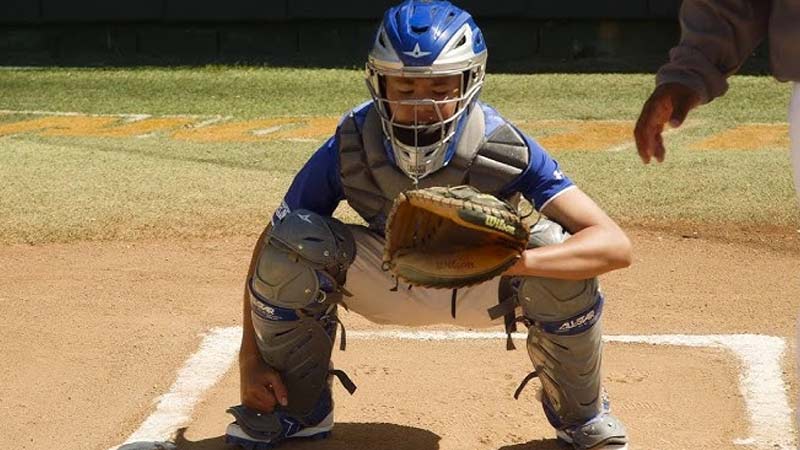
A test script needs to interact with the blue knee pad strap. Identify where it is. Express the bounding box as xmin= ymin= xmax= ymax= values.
xmin=532 ymin=294 xmax=604 ymax=336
